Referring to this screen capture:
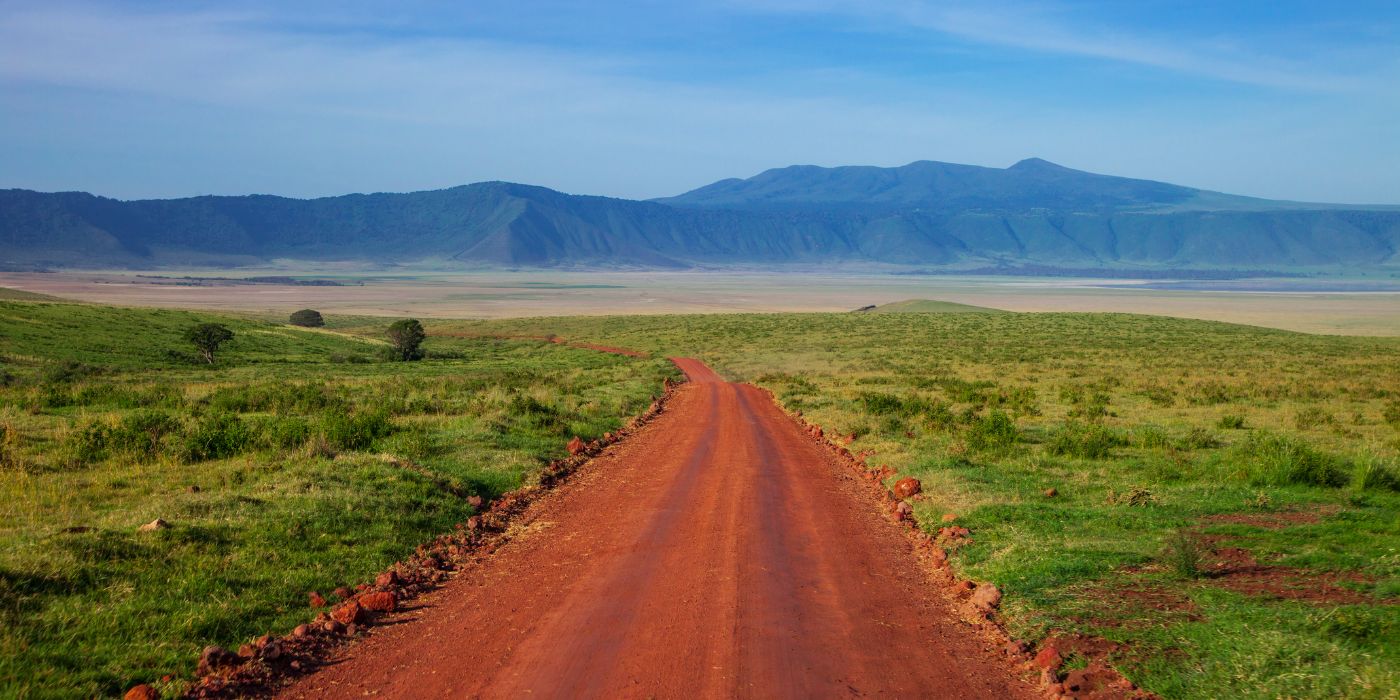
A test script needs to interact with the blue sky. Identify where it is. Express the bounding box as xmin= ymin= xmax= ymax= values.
xmin=1 ymin=1 xmax=1398 ymax=203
